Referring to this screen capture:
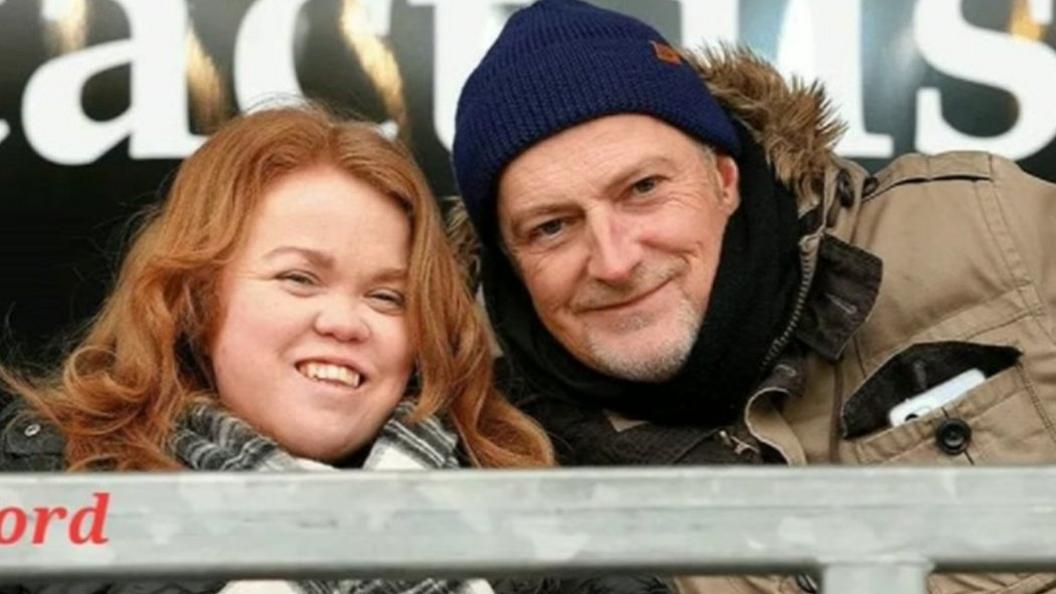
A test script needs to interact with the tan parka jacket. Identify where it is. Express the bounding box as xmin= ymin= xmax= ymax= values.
xmin=674 ymin=50 xmax=1056 ymax=594
xmin=451 ymin=47 xmax=1056 ymax=594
